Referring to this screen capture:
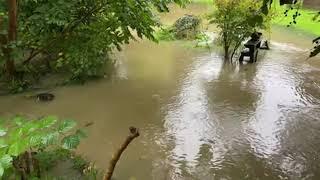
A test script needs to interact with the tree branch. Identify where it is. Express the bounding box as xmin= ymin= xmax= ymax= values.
xmin=104 ymin=127 xmax=140 ymax=180
xmin=22 ymin=3 xmax=105 ymax=65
